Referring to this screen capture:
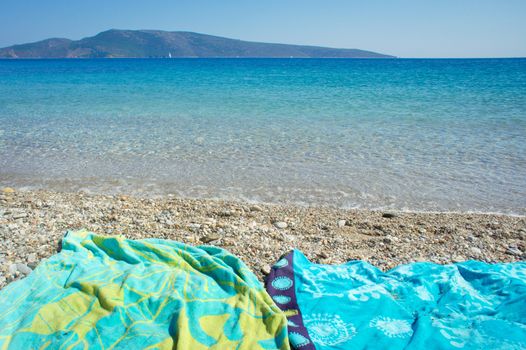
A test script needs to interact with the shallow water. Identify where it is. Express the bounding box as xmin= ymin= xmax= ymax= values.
xmin=0 ymin=58 xmax=525 ymax=214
